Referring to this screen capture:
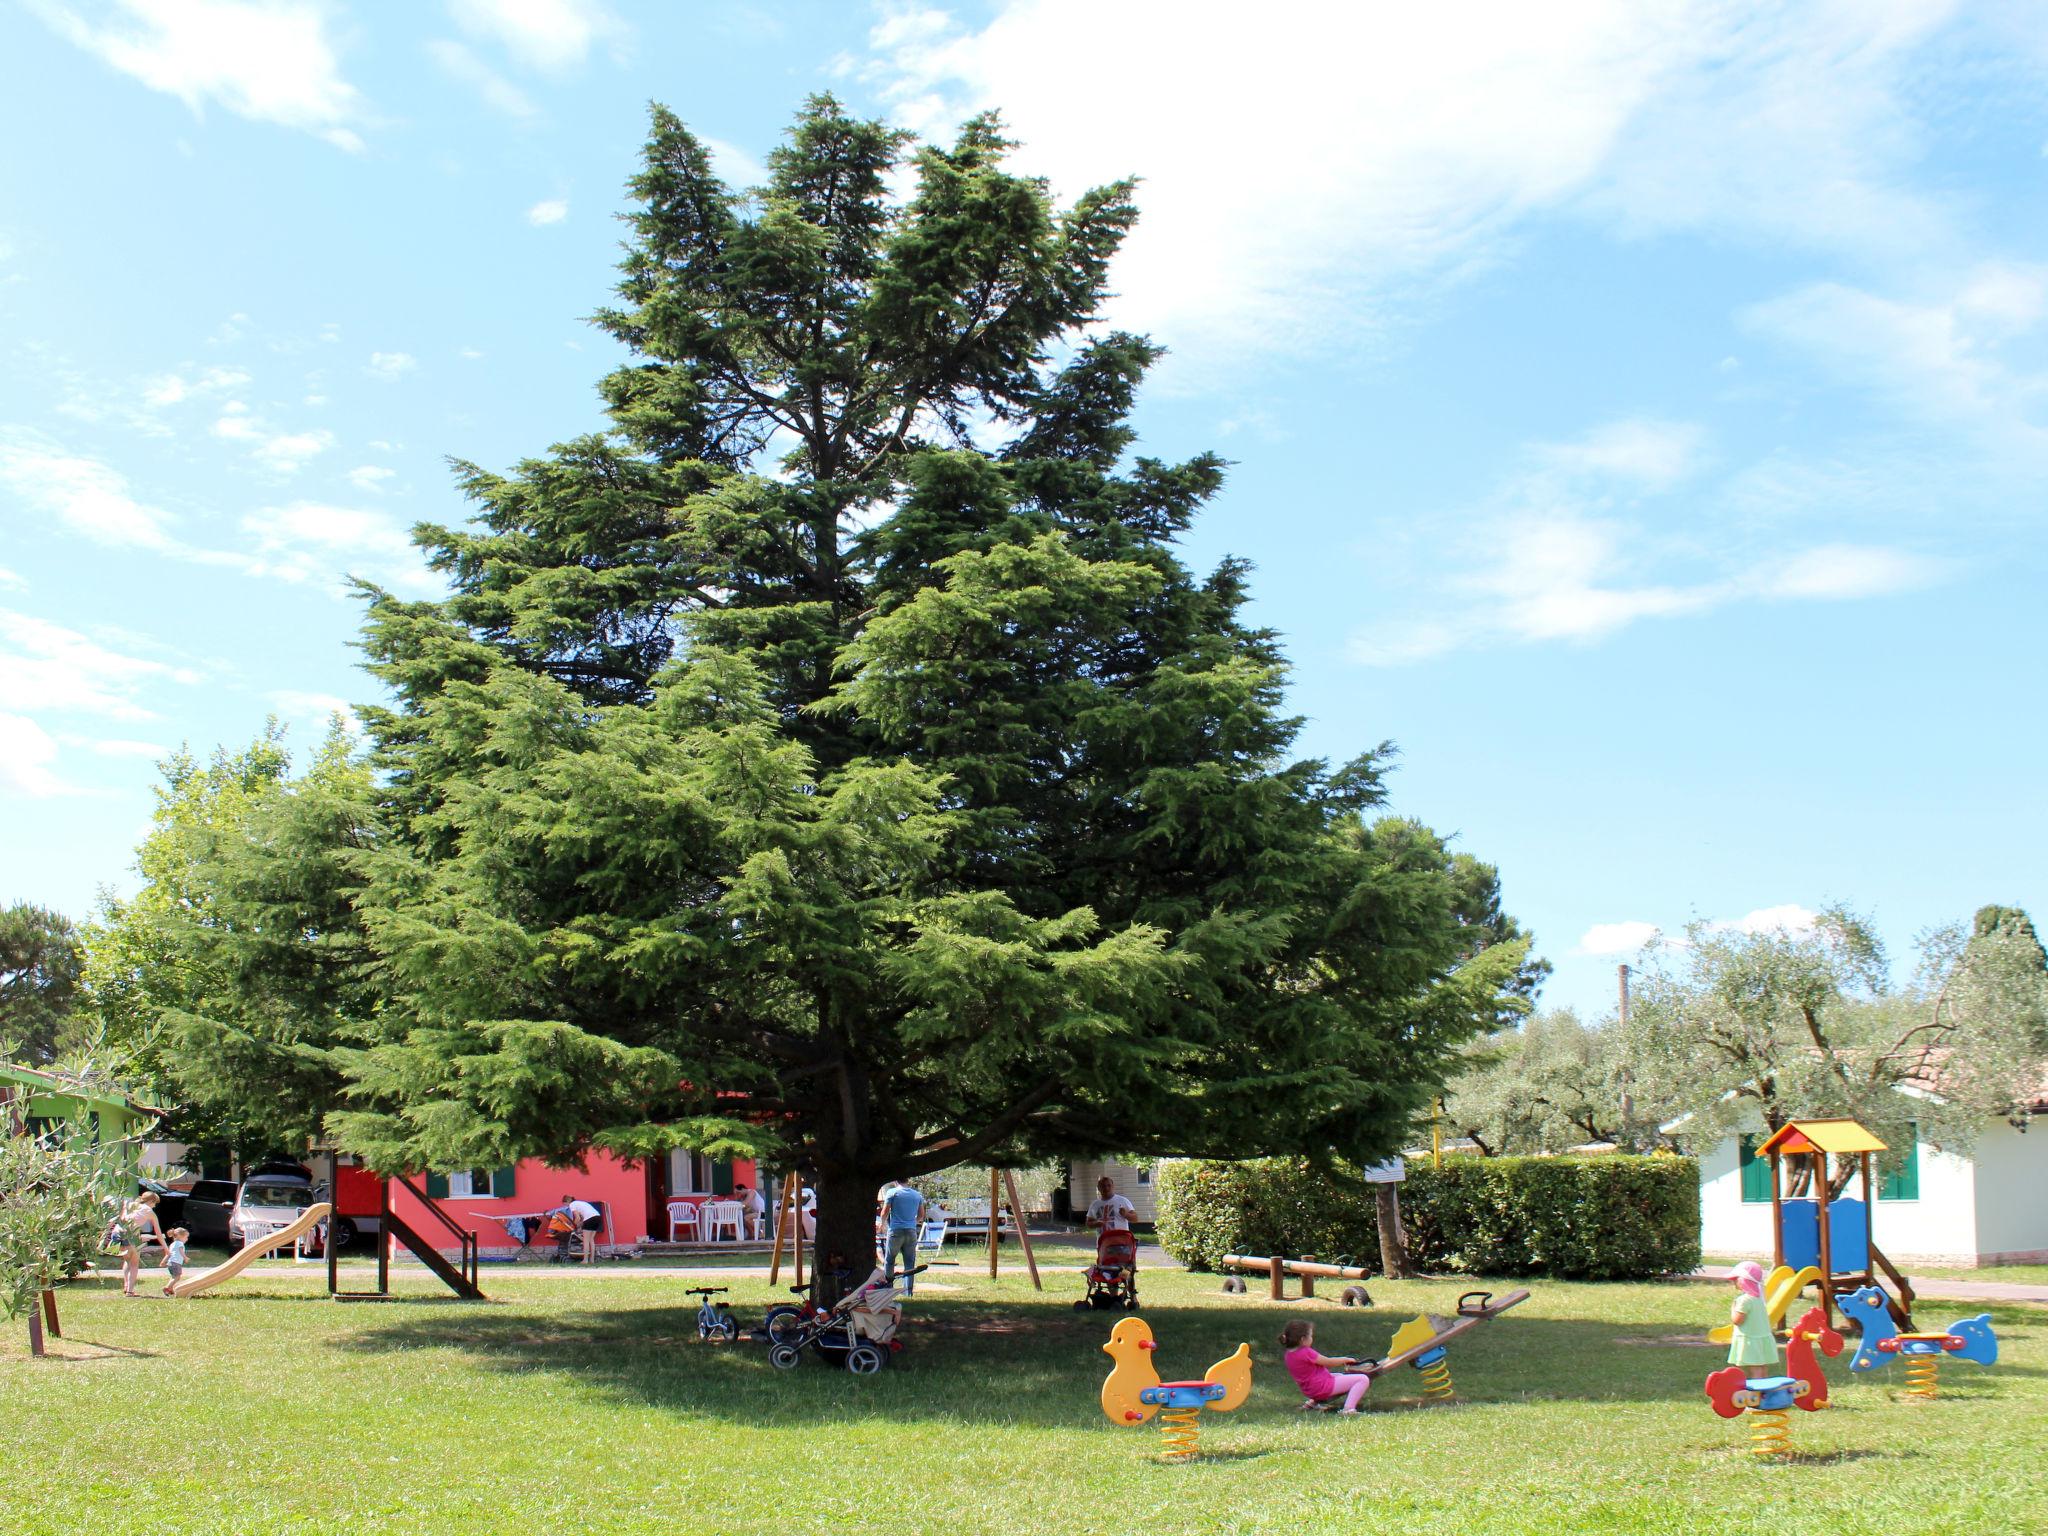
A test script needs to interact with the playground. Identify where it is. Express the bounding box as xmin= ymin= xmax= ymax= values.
xmin=5 ymin=1263 xmax=2041 ymax=1536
